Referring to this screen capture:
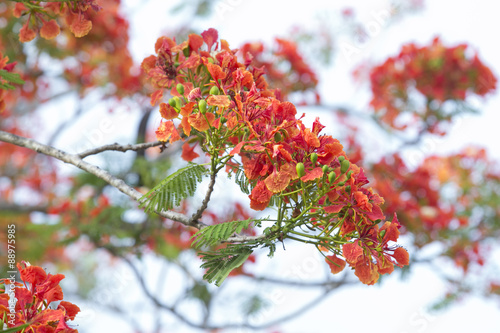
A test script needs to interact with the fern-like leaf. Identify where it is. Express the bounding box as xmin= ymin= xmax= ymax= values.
xmin=139 ymin=163 xmax=208 ymax=213
xmin=199 ymin=245 xmax=254 ymax=286
xmin=234 ymin=167 xmax=251 ymax=194
xmin=191 ymin=218 xmax=257 ymax=249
